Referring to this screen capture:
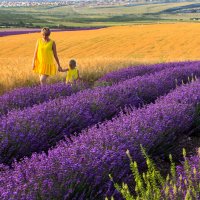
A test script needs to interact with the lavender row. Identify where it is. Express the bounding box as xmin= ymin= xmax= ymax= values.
xmin=1 ymin=79 xmax=200 ymax=199
xmin=0 ymin=82 xmax=87 ymax=117
xmin=0 ymin=65 xmax=200 ymax=164
xmin=0 ymin=27 xmax=102 ymax=37
xmin=0 ymin=61 xmax=195 ymax=118
xmin=0 ymin=61 xmax=172 ymax=118
xmin=97 ymin=61 xmax=199 ymax=84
